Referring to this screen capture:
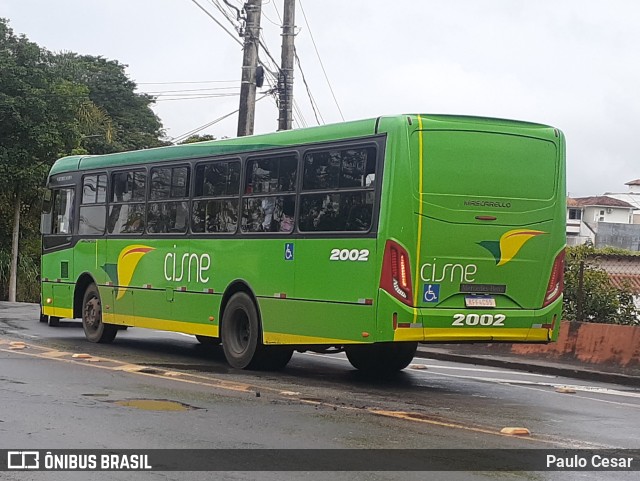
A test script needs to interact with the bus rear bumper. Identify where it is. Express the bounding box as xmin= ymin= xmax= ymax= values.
xmin=378 ymin=290 xmax=562 ymax=343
